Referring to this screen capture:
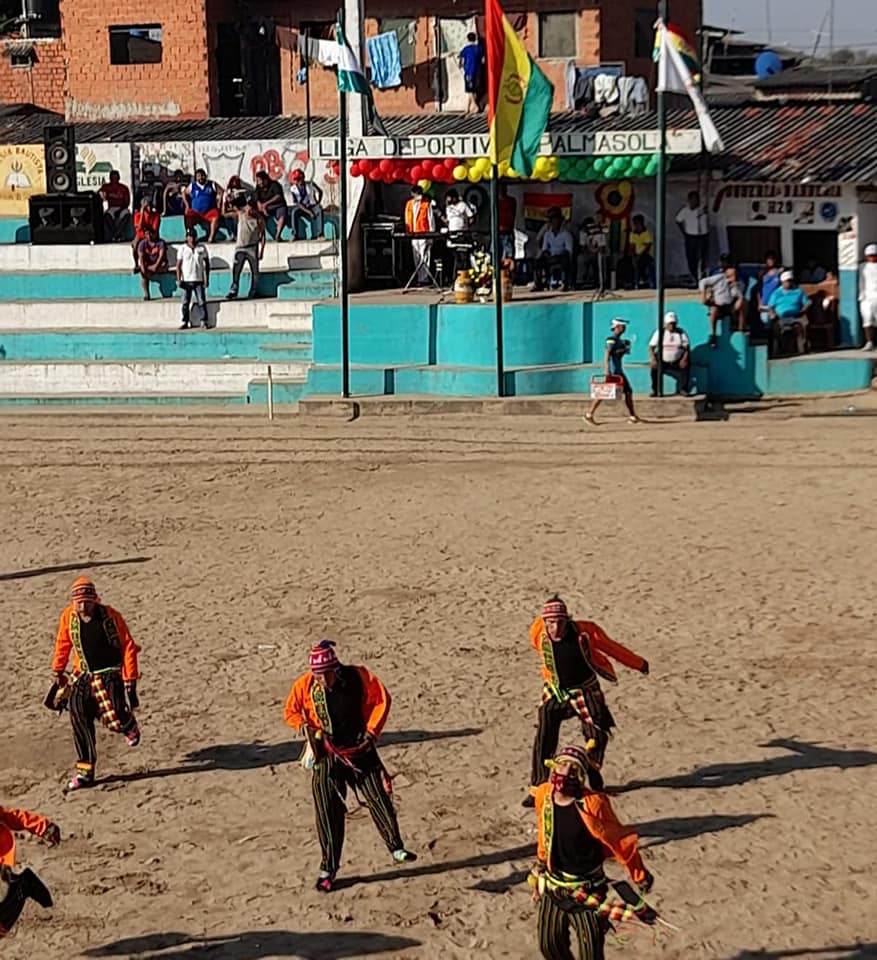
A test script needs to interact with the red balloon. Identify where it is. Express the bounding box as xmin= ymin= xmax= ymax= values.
xmin=410 ymin=164 xmax=423 ymax=181
xmin=368 ymin=168 xmax=382 ymax=181
xmin=379 ymin=158 xmax=393 ymax=173
xmin=350 ymin=162 xmax=361 ymax=177
xmin=443 ymin=157 xmax=457 ymax=170
xmin=359 ymin=158 xmax=373 ymax=174
xmin=431 ymin=163 xmax=445 ymax=181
